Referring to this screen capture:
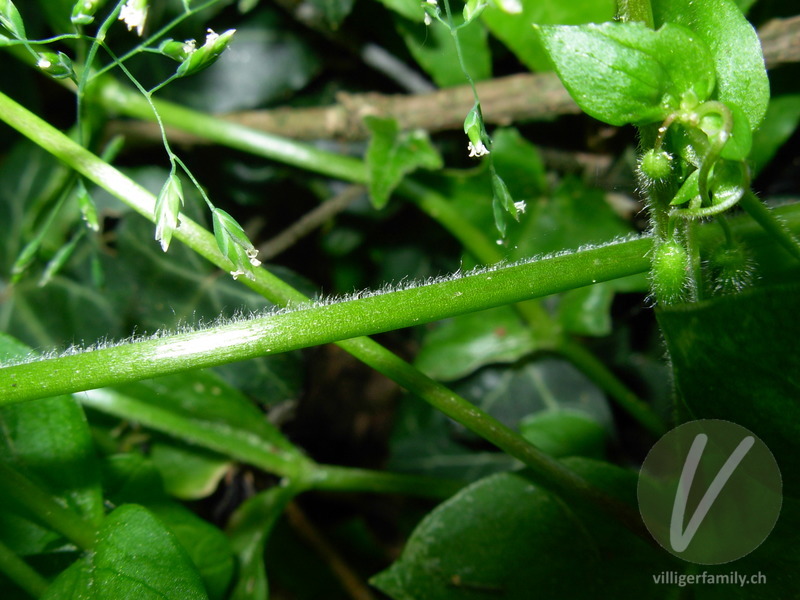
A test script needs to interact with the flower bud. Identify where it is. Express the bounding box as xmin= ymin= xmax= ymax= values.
xmin=176 ymin=29 xmax=236 ymax=78
xmin=71 ymin=0 xmax=106 ymax=26
xmin=211 ymin=208 xmax=261 ymax=280
xmin=462 ymin=0 xmax=487 ymax=23
xmin=37 ymin=52 xmax=76 ymax=81
xmin=159 ymin=38 xmax=196 ymax=63
xmin=464 ymin=104 xmax=489 ymax=158
xmin=154 ymin=173 xmax=183 ymax=252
